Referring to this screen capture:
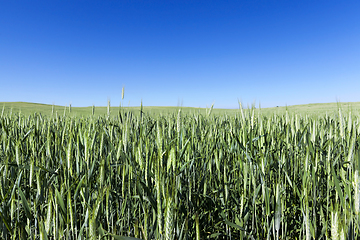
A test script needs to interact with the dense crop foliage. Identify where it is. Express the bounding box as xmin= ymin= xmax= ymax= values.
xmin=0 ymin=108 xmax=359 ymax=239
